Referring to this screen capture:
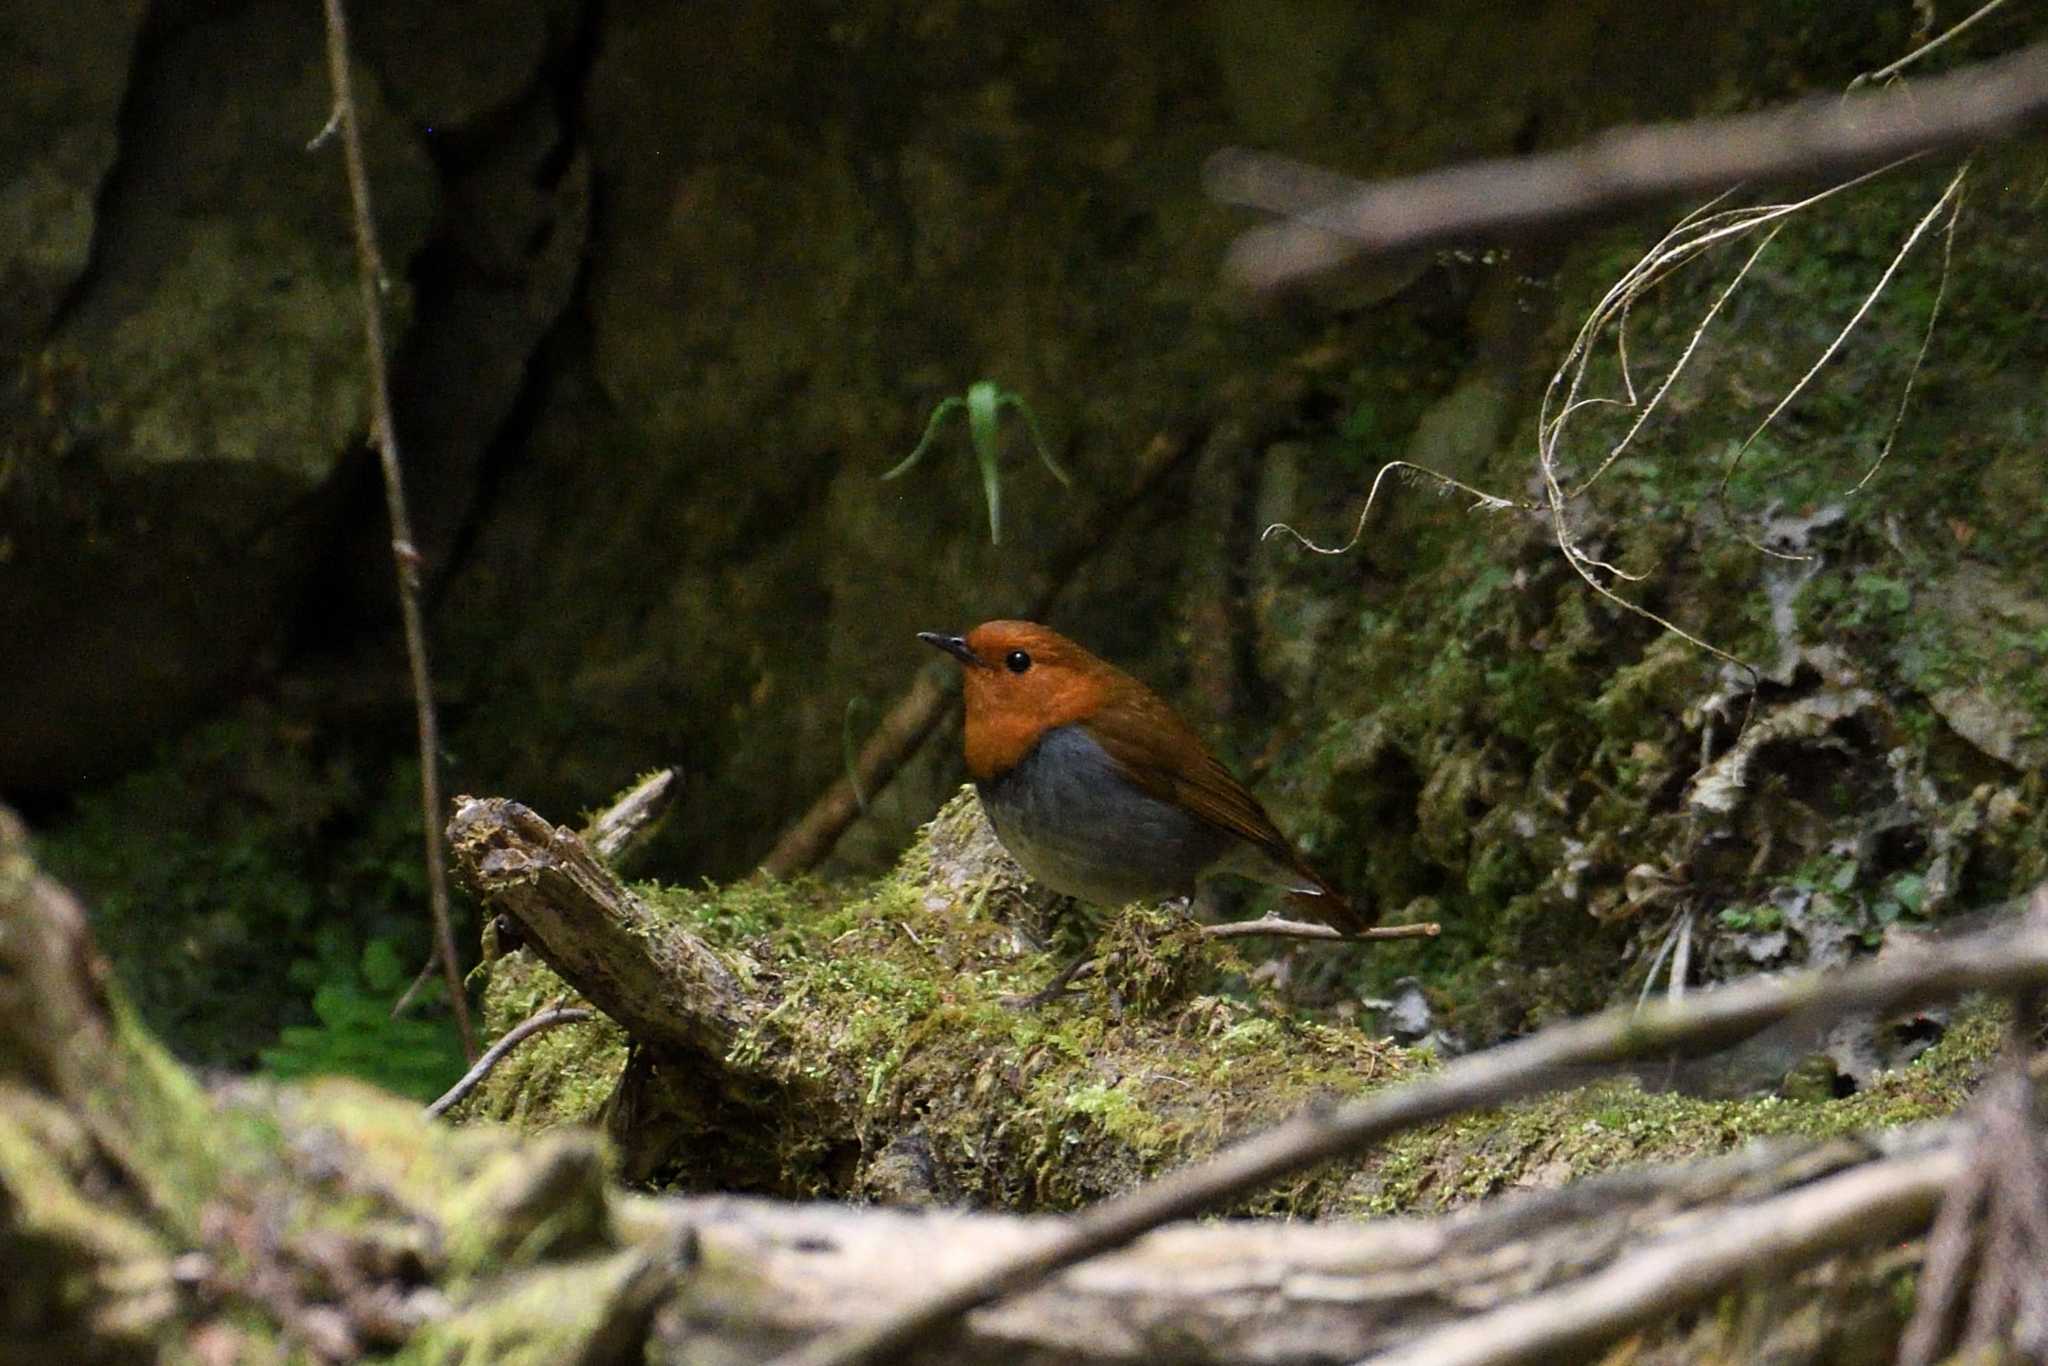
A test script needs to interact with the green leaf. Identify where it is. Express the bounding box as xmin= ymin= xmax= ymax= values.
xmin=880 ymin=396 xmax=965 ymax=481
